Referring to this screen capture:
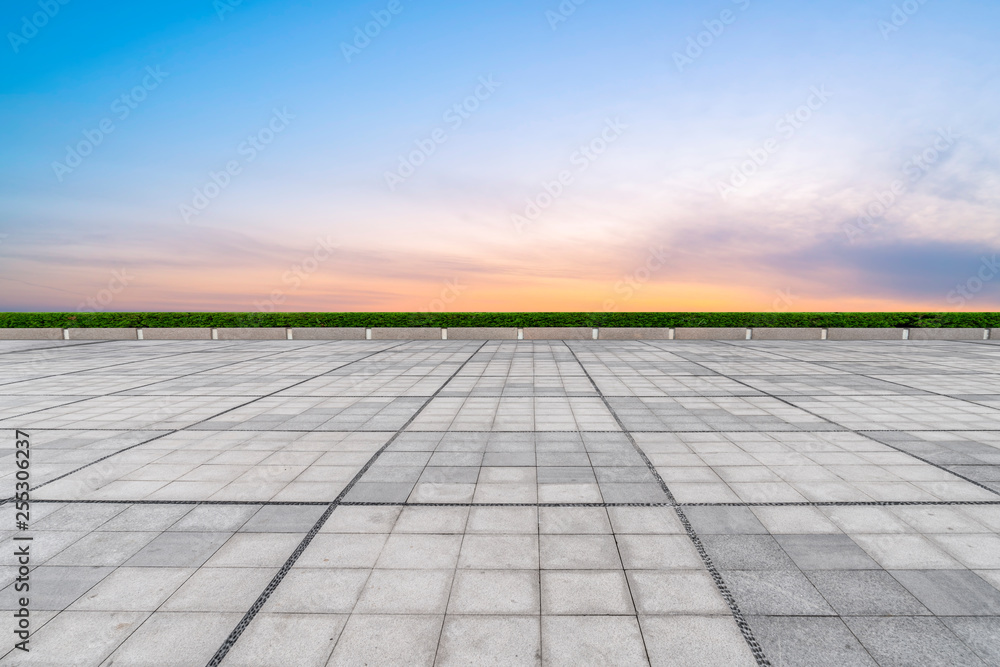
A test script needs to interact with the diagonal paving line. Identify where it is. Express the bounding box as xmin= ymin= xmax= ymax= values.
xmin=0 ymin=341 xmax=409 ymax=505
xmin=0 ymin=339 xmax=256 ymax=389
xmin=205 ymin=340 xmax=488 ymax=667
xmin=180 ymin=340 xmax=412 ymax=429
xmin=701 ymin=340 xmax=1000 ymax=498
xmin=0 ymin=339 xmax=337 ymax=422
xmin=0 ymin=339 xmax=117 ymax=360
xmin=638 ymin=339 xmax=1000 ymax=496
xmin=563 ymin=340 xmax=772 ymax=667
